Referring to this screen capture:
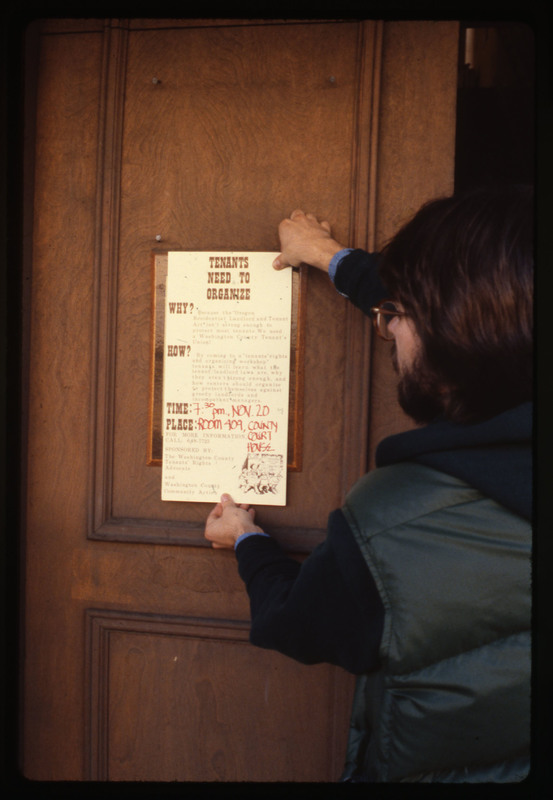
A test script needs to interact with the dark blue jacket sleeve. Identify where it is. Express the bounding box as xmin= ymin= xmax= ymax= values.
xmin=232 ymin=249 xmax=388 ymax=674
xmin=235 ymin=509 xmax=384 ymax=675
xmin=333 ymin=249 xmax=388 ymax=315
